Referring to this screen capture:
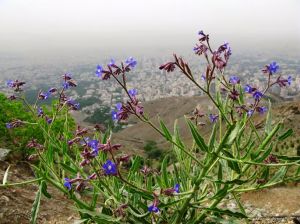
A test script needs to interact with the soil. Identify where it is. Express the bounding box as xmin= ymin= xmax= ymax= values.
xmin=0 ymin=161 xmax=78 ymax=224
xmin=1 ymin=161 xmax=300 ymax=224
